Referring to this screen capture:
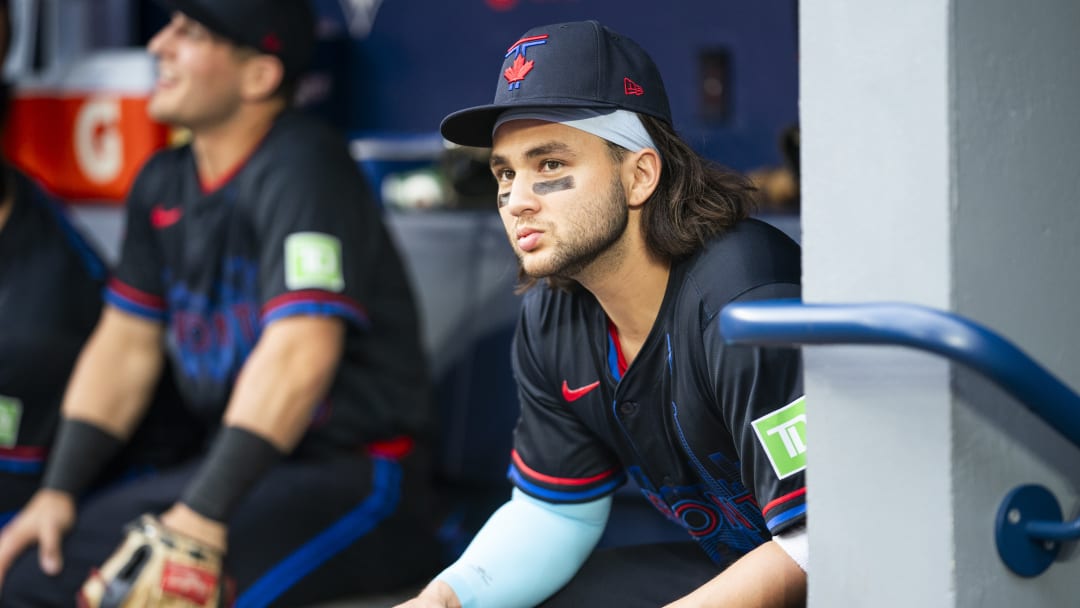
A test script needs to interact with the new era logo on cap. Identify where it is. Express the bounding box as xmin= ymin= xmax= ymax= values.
xmin=261 ymin=33 xmax=283 ymax=53
xmin=440 ymin=20 xmax=672 ymax=147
